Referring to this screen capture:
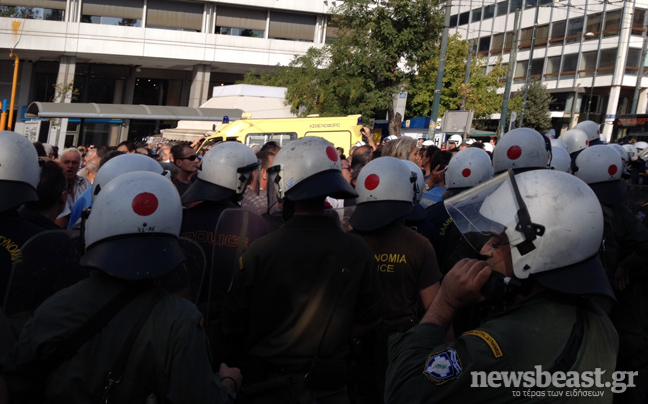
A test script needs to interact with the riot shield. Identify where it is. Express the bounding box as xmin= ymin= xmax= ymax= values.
xmin=202 ymin=208 xmax=271 ymax=322
xmin=177 ymin=236 xmax=206 ymax=305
